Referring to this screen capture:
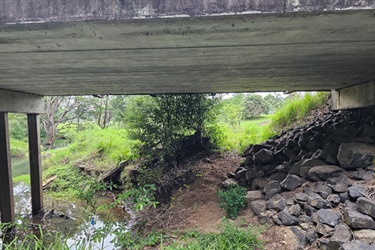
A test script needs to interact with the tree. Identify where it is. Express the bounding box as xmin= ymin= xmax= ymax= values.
xmin=124 ymin=94 xmax=219 ymax=162
xmin=264 ymin=93 xmax=285 ymax=114
xmin=41 ymin=96 xmax=84 ymax=147
xmin=242 ymin=94 xmax=269 ymax=119
xmin=219 ymin=94 xmax=245 ymax=126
